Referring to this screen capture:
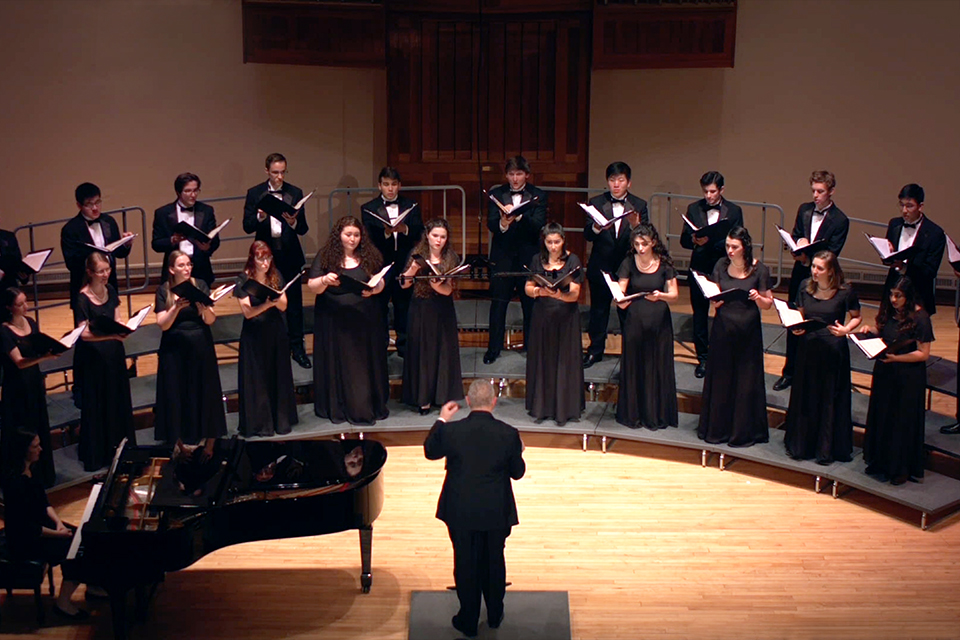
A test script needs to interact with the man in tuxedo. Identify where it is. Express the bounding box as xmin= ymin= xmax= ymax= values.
xmin=881 ymin=183 xmax=945 ymax=318
xmin=0 ymin=228 xmax=27 ymax=295
xmin=60 ymin=182 xmax=134 ymax=322
xmin=484 ymin=156 xmax=547 ymax=364
xmin=582 ymin=161 xmax=648 ymax=368
xmin=424 ymin=379 xmax=526 ymax=638
xmin=151 ymin=173 xmax=221 ymax=286
xmin=243 ymin=153 xmax=311 ymax=369
xmin=680 ymin=171 xmax=744 ymax=378
xmin=360 ymin=167 xmax=423 ymax=357
xmin=773 ymin=170 xmax=850 ymax=391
